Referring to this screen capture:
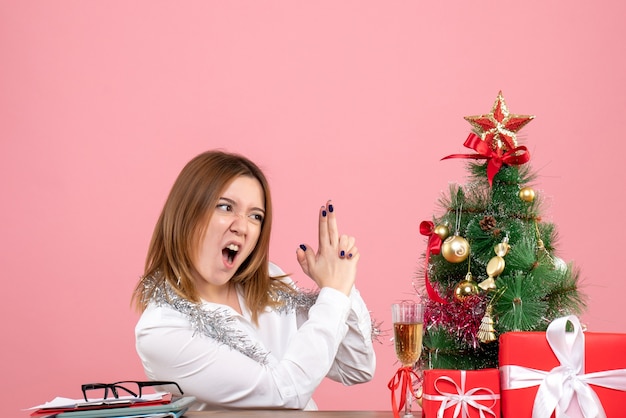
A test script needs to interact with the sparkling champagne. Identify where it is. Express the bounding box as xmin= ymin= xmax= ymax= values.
xmin=394 ymin=322 xmax=423 ymax=366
